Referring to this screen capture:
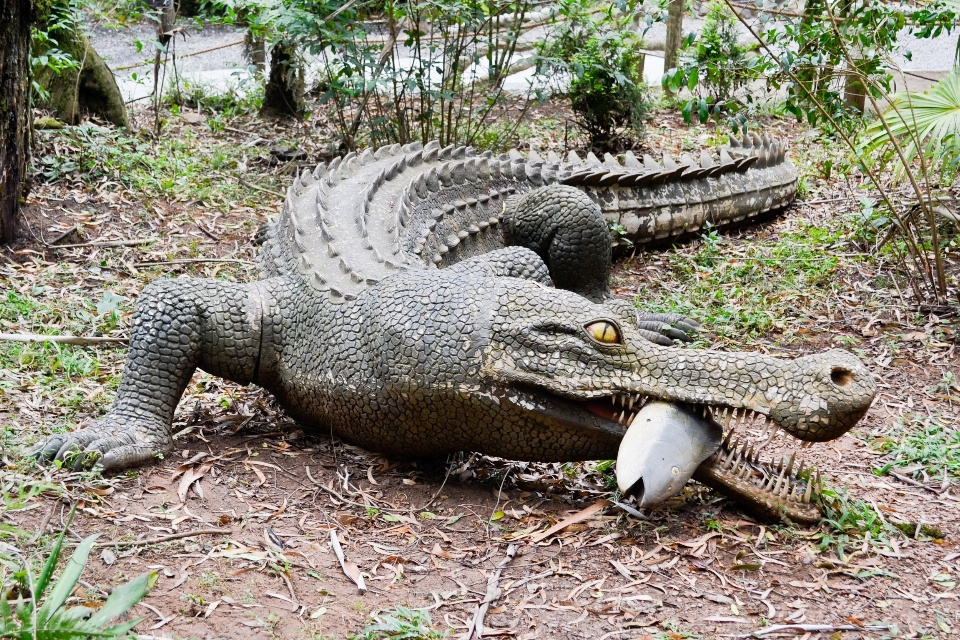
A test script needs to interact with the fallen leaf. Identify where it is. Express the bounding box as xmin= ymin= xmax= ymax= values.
xmin=177 ymin=461 xmax=212 ymax=504
xmin=330 ymin=530 xmax=366 ymax=592
xmin=529 ymin=500 xmax=610 ymax=544
xmin=100 ymin=548 xmax=116 ymax=566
